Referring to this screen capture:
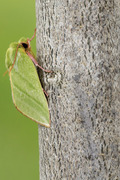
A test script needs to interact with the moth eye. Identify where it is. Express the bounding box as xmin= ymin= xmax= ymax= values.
xmin=22 ymin=43 xmax=28 ymax=49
